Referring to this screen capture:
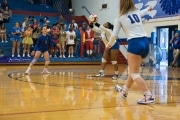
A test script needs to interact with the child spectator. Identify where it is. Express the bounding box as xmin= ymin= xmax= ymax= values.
xmin=22 ymin=26 xmax=33 ymax=57
xmin=11 ymin=22 xmax=23 ymax=57
xmin=0 ymin=23 xmax=7 ymax=42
